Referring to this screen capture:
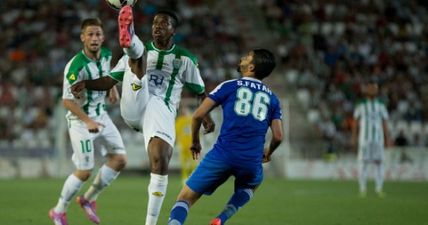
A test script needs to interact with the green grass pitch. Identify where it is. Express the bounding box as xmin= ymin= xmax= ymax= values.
xmin=0 ymin=176 xmax=427 ymax=225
